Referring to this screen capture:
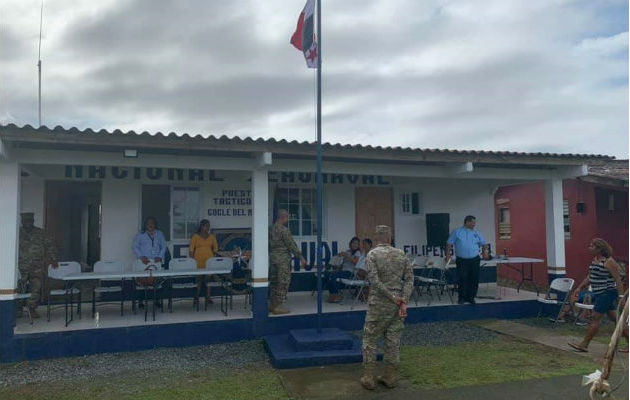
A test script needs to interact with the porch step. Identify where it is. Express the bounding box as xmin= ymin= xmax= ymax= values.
xmin=264 ymin=328 xmax=363 ymax=369
xmin=288 ymin=328 xmax=354 ymax=351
